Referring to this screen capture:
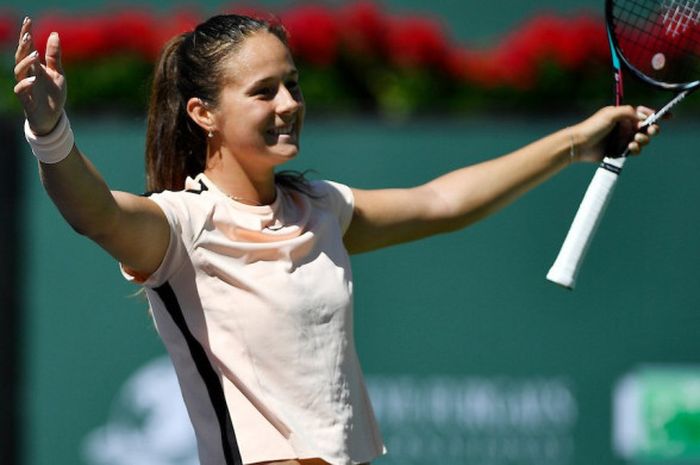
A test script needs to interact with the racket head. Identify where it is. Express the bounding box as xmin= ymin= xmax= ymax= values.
xmin=606 ymin=0 xmax=700 ymax=91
